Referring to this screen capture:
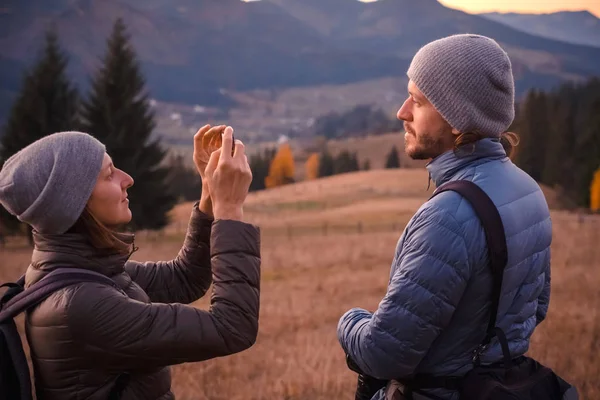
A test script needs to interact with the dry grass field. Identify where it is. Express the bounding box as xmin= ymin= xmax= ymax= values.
xmin=1 ymin=169 xmax=599 ymax=399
